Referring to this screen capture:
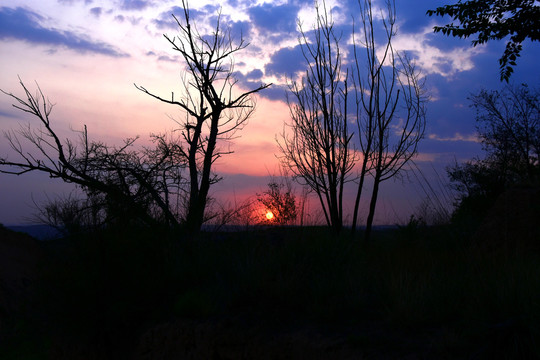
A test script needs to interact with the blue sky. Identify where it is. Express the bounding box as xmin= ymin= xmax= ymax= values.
xmin=1 ymin=0 xmax=539 ymax=225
